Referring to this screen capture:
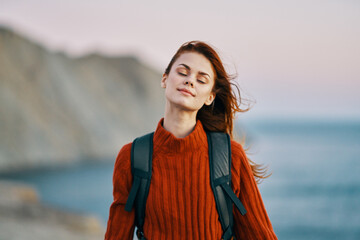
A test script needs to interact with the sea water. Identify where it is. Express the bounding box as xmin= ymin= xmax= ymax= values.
xmin=1 ymin=119 xmax=360 ymax=239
